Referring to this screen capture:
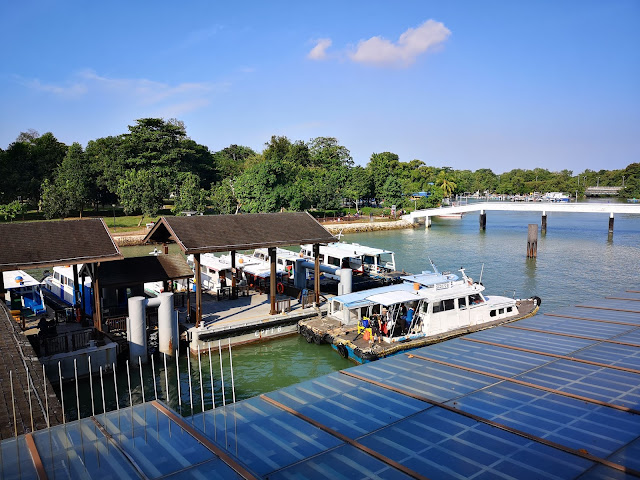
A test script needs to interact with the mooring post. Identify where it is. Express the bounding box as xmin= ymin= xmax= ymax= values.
xmin=527 ymin=224 xmax=538 ymax=258
xmin=479 ymin=210 xmax=486 ymax=230
xmin=609 ymin=212 xmax=614 ymax=233
xmin=269 ymin=247 xmax=276 ymax=315
xmin=541 ymin=211 xmax=547 ymax=233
